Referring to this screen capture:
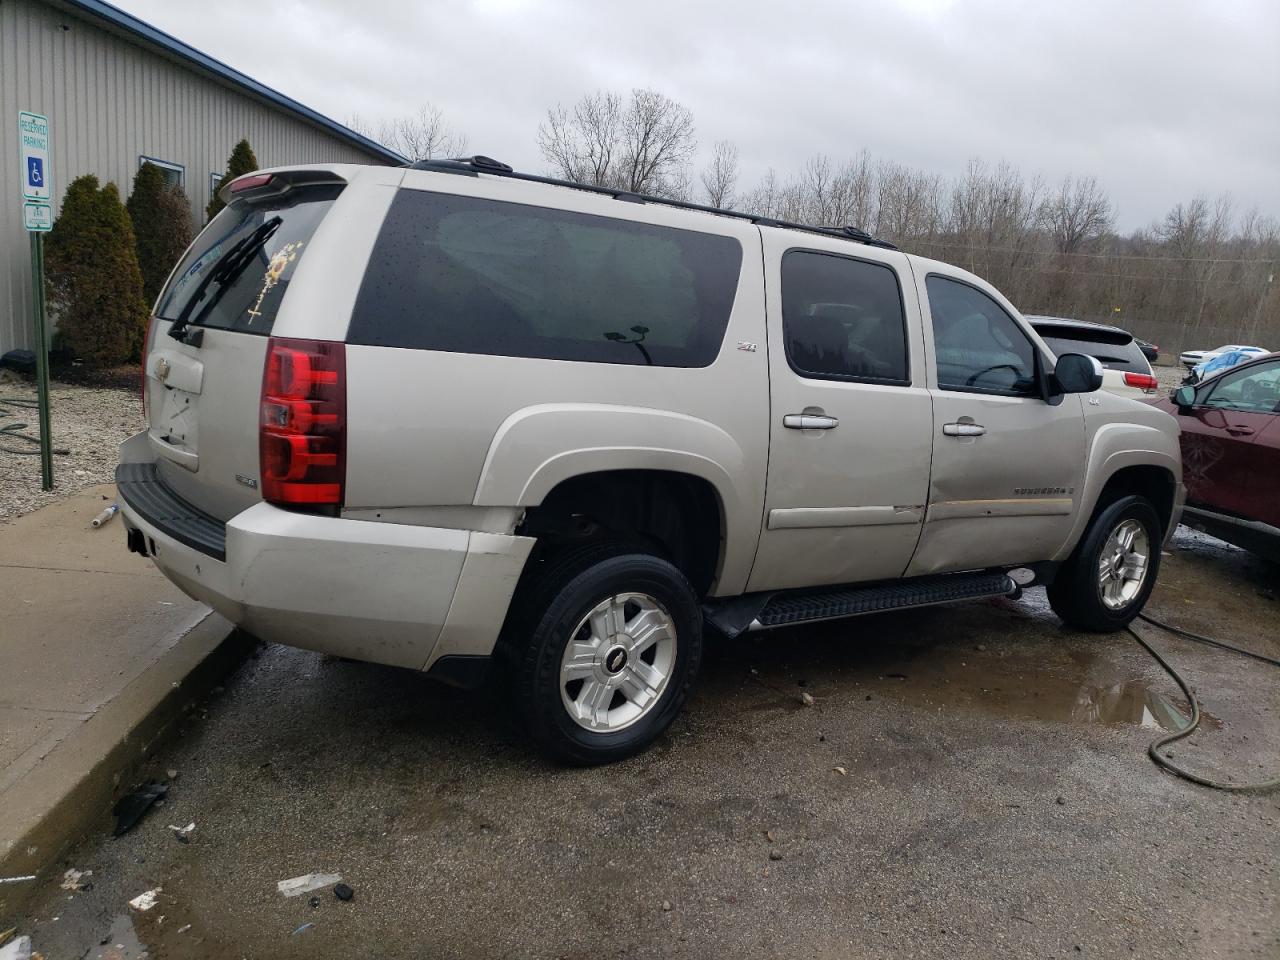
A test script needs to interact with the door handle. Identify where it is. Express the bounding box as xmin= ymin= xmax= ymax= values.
xmin=1226 ymin=425 xmax=1255 ymax=436
xmin=784 ymin=414 xmax=839 ymax=430
xmin=943 ymin=422 xmax=986 ymax=437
